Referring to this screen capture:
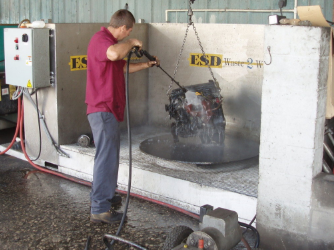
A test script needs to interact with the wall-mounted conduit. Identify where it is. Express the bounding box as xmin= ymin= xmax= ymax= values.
xmin=165 ymin=0 xmax=298 ymax=22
